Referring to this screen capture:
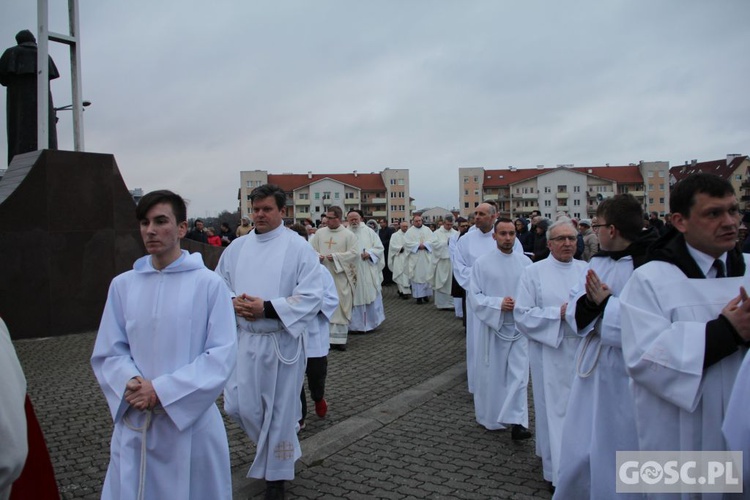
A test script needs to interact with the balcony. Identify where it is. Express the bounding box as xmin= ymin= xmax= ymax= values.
xmin=628 ymin=190 xmax=645 ymax=197
xmin=295 ymin=199 xmax=310 ymax=206
xmin=295 ymin=211 xmax=311 ymax=218
xmin=372 ymin=197 xmax=387 ymax=204
xmin=344 ymin=197 xmax=360 ymax=205
xmin=556 ymin=192 xmax=569 ymax=199
xmin=521 ymin=192 xmax=537 ymax=199
xmin=372 ymin=210 xmax=387 ymax=217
